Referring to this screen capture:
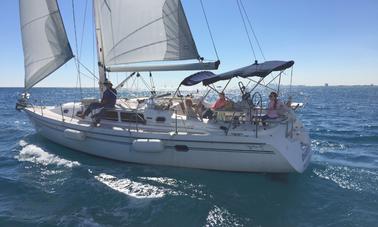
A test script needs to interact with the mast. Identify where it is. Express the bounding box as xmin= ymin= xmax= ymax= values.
xmin=93 ymin=0 xmax=106 ymax=95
